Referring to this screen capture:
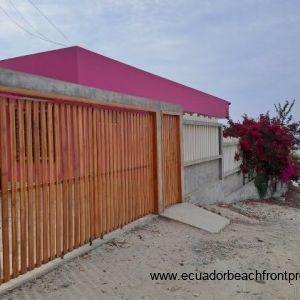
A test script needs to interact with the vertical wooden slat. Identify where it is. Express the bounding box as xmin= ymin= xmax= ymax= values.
xmin=162 ymin=115 xmax=166 ymax=207
xmin=120 ymin=112 xmax=125 ymax=226
xmin=127 ymin=112 xmax=131 ymax=222
xmin=25 ymin=101 xmax=35 ymax=269
xmin=99 ymin=109 xmax=106 ymax=235
xmin=150 ymin=114 xmax=155 ymax=211
xmin=136 ymin=114 xmax=141 ymax=218
xmin=122 ymin=113 xmax=127 ymax=225
xmin=143 ymin=114 xmax=148 ymax=215
xmin=169 ymin=116 xmax=172 ymax=206
xmin=140 ymin=114 xmax=145 ymax=216
xmin=47 ymin=103 xmax=56 ymax=259
xmin=0 ymin=99 xmax=10 ymax=281
xmin=54 ymin=104 xmax=62 ymax=256
xmin=150 ymin=114 xmax=155 ymax=212
xmin=112 ymin=110 xmax=117 ymax=229
xmin=170 ymin=117 xmax=174 ymax=205
xmin=143 ymin=114 xmax=148 ymax=214
xmin=112 ymin=111 xmax=118 ymax=229
xmin=40 ymin=102 xmax=49 ymax=263
xmin=107 ymin=110 xmax=113 ymax=231
xmin=150 ymin=114 xmax=154 ymax=212
xmin=83 ymin=107 xmax=89 ymax=242
xmin=33 ymin=102 xmax=41 ymax=266
xmin=88 ymin=107 xmax=94 ymax=241
xmin=78 ymin=106 xmax=85 ymax=244
xmin=124 ymin=112 xmax=129 ymax=224
xmin=131 ymin=113 xmax=136 ymax=220
xmin=116 ymin=112 xmax=122 ymax=228
xmin=66 ymin=105 xmax=74 ymax=250
xmin=113 ymin=111 xmax=118 ymax=228
xmin=176 ymin=116 xmax=181 ymax=203
xmin=164 ymin=115 xmax=167 ymax=207
xmin=129 ymin=113 xmax=134 ymax=222
xmin=163 ymin=115 xmax=168 ymax=207
xmin=97 ymin=109 xmax=102 ymax=236
xmin=103 ymin=109 xmax=109 ymax=232
xmin=138 ymin=114 xmax=143 ymax=216
xmin=136 ymin=113 xmax=141 ymax=218
xmin=134 ymin=113 xmax=139 ymax=219
xmin=83 ymin=107 xmax=90 ymax=242
xmin=92 ymin=109 xmax=99 ymax=238
xmin=170 ymin=116 xmax=173 ymax=205
xmin=145 ymin=114 xmax=150 ymax=214
xmin=9 ymin=101 xmax=19 ymax=277
xmin=162 ymin=115 xmax=166 ymax=208
xmin=72 ymin=105 xmax=80 ymax=248
xmin=94 ymin=109 xmax=99 ymax=237
xmin=171 ymin=116 xmax=175 ymax=205
xmin=114 ymin=111 xmax=119 ymax=228
xmin=60 ymin=104 xmax=68 ymax=254
xmin=18 ymin=100 xmax=28 ymax=272
xmin=128 ymin=113 xmax=132 ymax=222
